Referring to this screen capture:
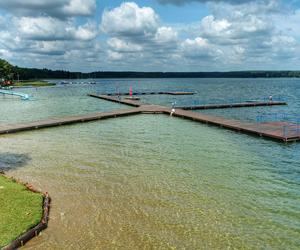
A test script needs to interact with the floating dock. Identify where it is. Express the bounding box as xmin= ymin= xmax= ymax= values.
xmin=89 ymin=94 xmax=143 ymax=107
xmin=0 ymin=94 xmax=298 ymax=142
xmin=87 ymin=94 xmax=299 ymax=142
xmin=167 ymin=109 xmax=300 ymax=142
xmin=0 ymin=109 xmax=142 ymax=135
xmin=176 ymin=101 xmax=287 ymax=110
xmin=102 ymin=91 xmax=195 ymax=96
